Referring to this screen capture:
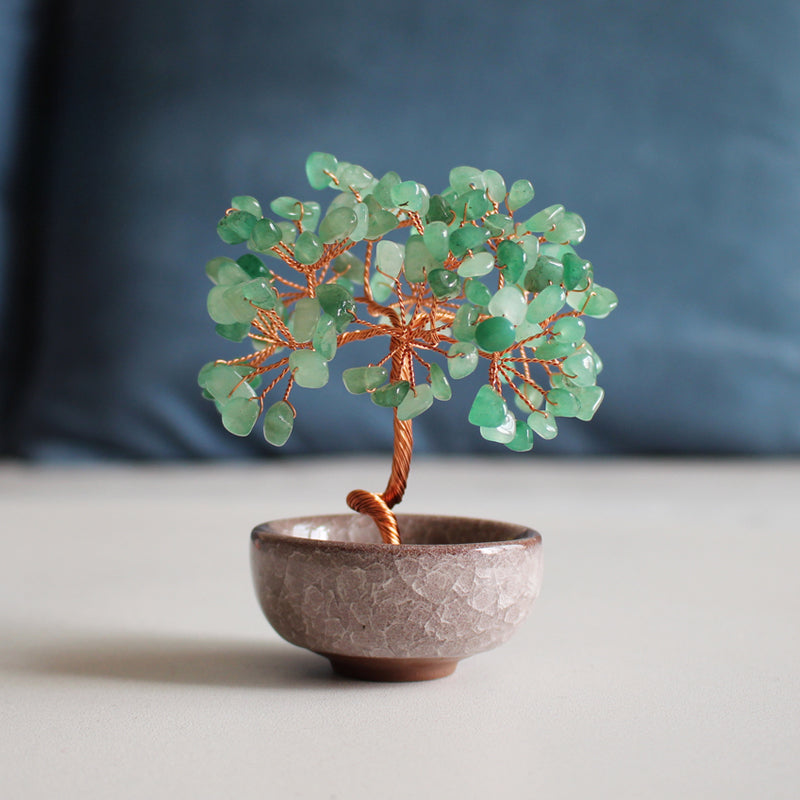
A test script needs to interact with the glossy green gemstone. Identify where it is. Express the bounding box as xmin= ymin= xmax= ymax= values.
xmin=546 ymin=388 xmax=580 ymax=418
xmin=514 ymin=319 xmax=545 ymax=345
xmin=547 ymin=211 xmax=586 ymax=244
xmin=376 ymin=240 xmax=404 ymax=278
xmin=426 ymin=194 xmax=455 ymax=224
xmin=205 ymin=364 xmax=255 ymax=403
xmin=458 ymin=251 xmax=494 ymax=278
xmin=452 ymin=303 xmax=478 ymax=342
xmin=371 ymin=380 xmax=410 ymax=407
xmin=397 ymin=384 xmax=434 ymax=420
xmin=469 ymin=384 xmax=507 ymax=427
xmin=293 ymin=231 xmax=323 ymax=265
xmin=488 ymin=286 xmax=526 ymax=325
xmin=236 ymin=254 xmax=269 ymax=280
xmin=447 ymin=342 xmax=478 ymax=379
xmin=276 ymin=221 xmax=297 ymax=245
xmin=207 ymin=285 xmax=239 ymax=324
xmin=217 ymin=261 xmax=250 ymax=285
xmin=578 ymin=342 xmax=603 ymax=374
xmin=551 ymin=316 xmax=586 ymax=345
xmin=482 ymin=170 xmax=506 ymax=204
xmin=449 ymin=166 xmax=484 ymax=194
xmin=505 ymin=420 xmax=534 ymax=452
xmin=305 ymin=152 xmax=338 ymax=190
xmin=290 ymin=297 xmax=321 ymax=343
xmin=458 ymin=189 xmax=491 ymax=221
xmin=429 ymin=363 xmax=452 ymax=401
xmin=527 ymin=410 xmax=558 ymax=439
xmin=404 ymin=235 xmax=438 ymax=283
xmin=581 ymin=285 xmax=619 ymax=319
xmin=231 ymin=195 xmax=262 ymax=218
xmin=525 ymin=255 xmax=563 ymax=293
xmin=423 ymin=221 xmax=450 ymax=260
xmin=526 ymin=284 xmax=566 ymax=323
xmin=217 ymin=210 xmax=257 ymax=244
xmin=574 ymin=386 xmax=604 ymax=421
xmin=524 ymin=204 xmax=564 ymax=233
xmin=289 ymin=349 xmax=329 ymax=388
xmin=269 ymin=196 xmax=303 ymax=221
xmin=373 ymin=171 xmax=401 ymax=208
xmin=198 ymin=361 xmax=218 ymax=388
xmin=449 ymin=225 xmax=487 ymax=257
xmin=263 ymin=400 xmax=294 ymax=446
xmin=312 ymin=313 xmax=338 ymax=360
xmin=301 ymin=201 xmax=322 ymax=232
xmin=495 ymin=241 xmax=527 ymax=283
xmin=338 ymin=163 xmax=374 ymax=190
xmin=390 ymin=181 xmax=430 ymax=213
xmin=519 ymin=233 xmax=541 ymax=264
xmin=342 ymin=366 xmax=389 ymax=394
xmin=318 ymin=207 xmax=358 ymax=244
xmin=332 ymin=251 xmax=364 ymax=278
xmin=561 ymin=253 xmax=592 ymax=291
xmin=241 ymin=278 xmax=277 ymax=309
xmin=475 ymin=316 xmax=515 ymax=353
xmin=205 ymin=257 xmax=238 ymax=284
xmin=464 ymin=279 xmax=492 ymax=307
xmin=507 ymin=179 xmax=534 ymax=212
xmin=364 ymin=196 xmax=398 ymax=239
xmin=221 ymin=396 xmax=259 ymax=437
xmin=561 ymin=350 xmax=597 ymax=386
xmin=480 ymin=410 xmax=516 ymax=444
xmin=370 ymin=272 xmax=394 ymax=303
xmin=348 ymin=201 xmax=369 ymax=242
xmin=316 ymin=283 xmax=356 ymax=331
xmin=215 ymin=321 xmax=249 ymax=341
xmin=531 ymin=338 xmax=575 ymax=360
xmin=428 ymin=268 xmax=460 ymax=299
xmin=484 ymin=214 xmax=514 ymax=236
xmin=514 ymin=383 xmax=544 ymax=412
